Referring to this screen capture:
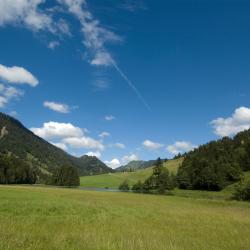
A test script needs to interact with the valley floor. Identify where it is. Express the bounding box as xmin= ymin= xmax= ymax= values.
xmin=0 ymin=185 xmax=250 ymax=250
